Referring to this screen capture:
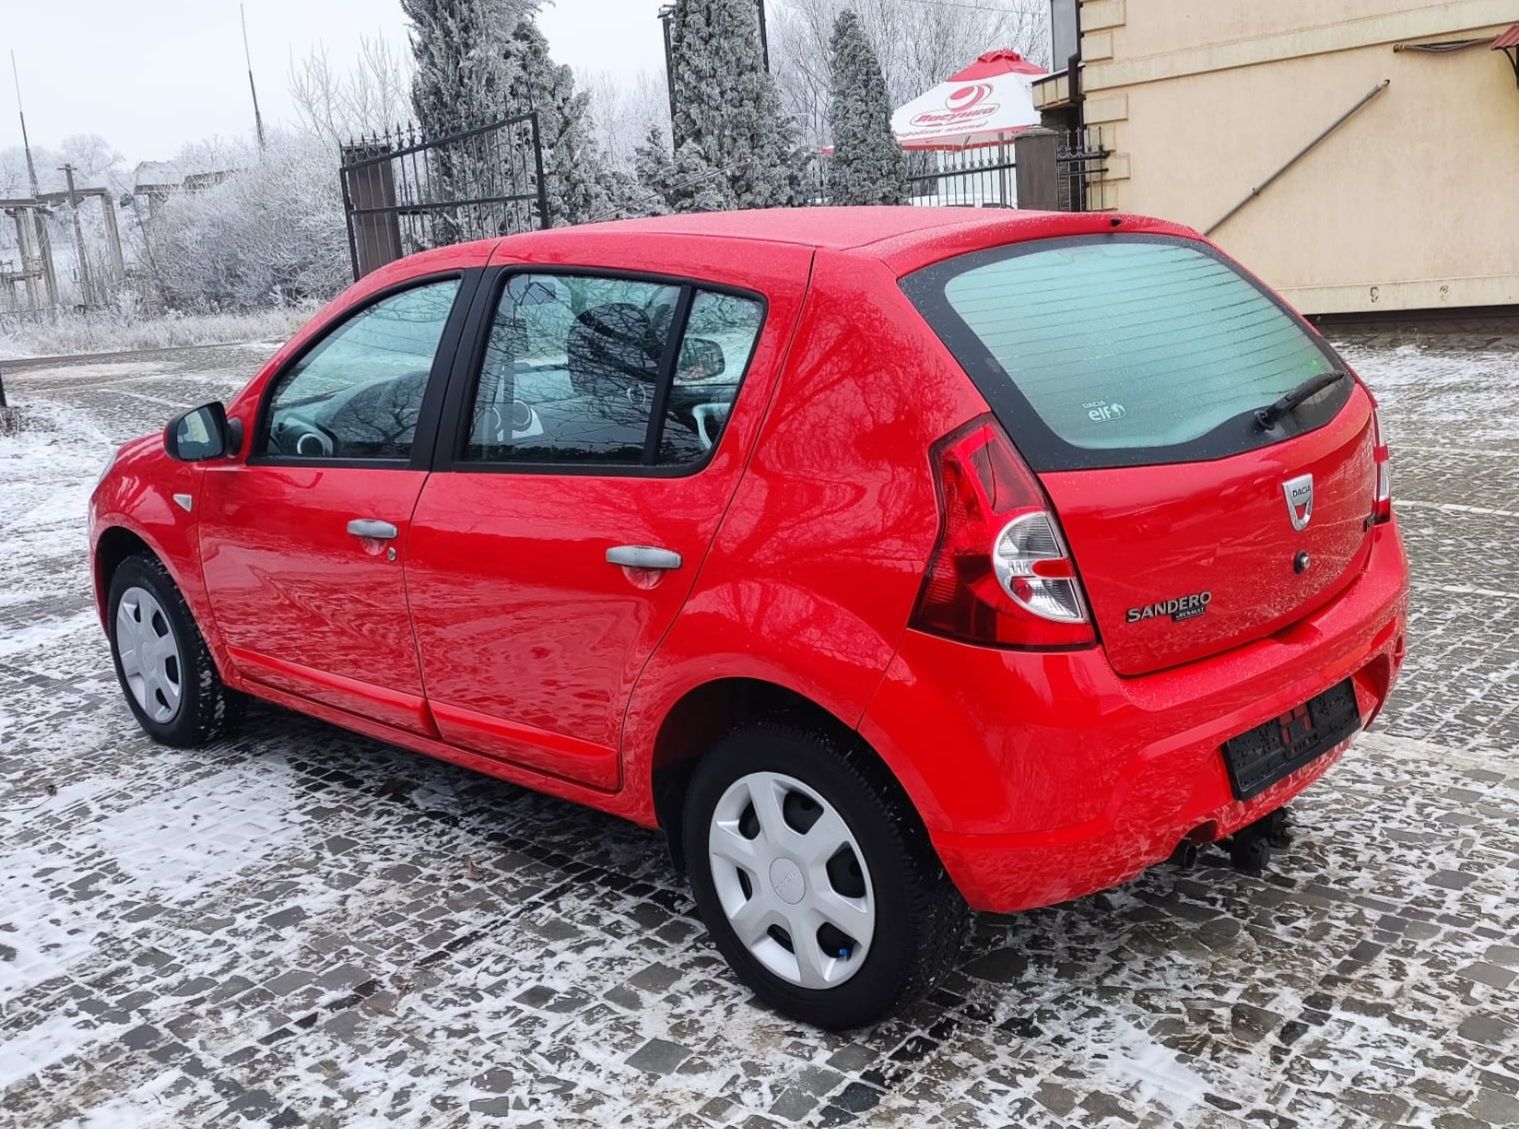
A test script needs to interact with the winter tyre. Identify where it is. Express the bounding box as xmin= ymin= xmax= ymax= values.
xmin=107 ymin=552 xmax=244 ymax=748
xmin=684 ymin=720 xmax=968 ymax=1029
